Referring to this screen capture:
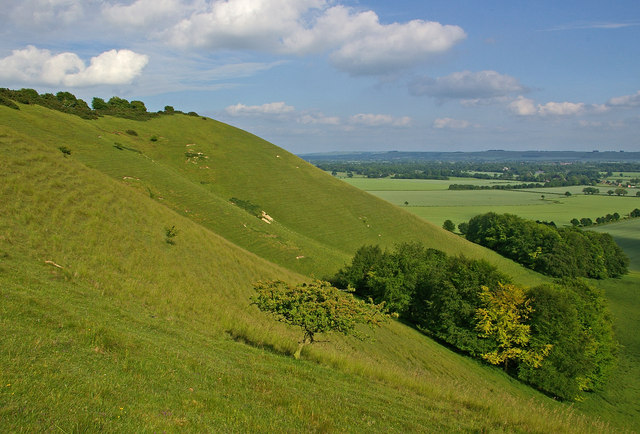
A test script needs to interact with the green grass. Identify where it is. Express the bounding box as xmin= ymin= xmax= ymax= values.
xmin=590 ymin=218 xmax=640 ymax=271
xmin=0 ymin=102 xmax=635 ymax=431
